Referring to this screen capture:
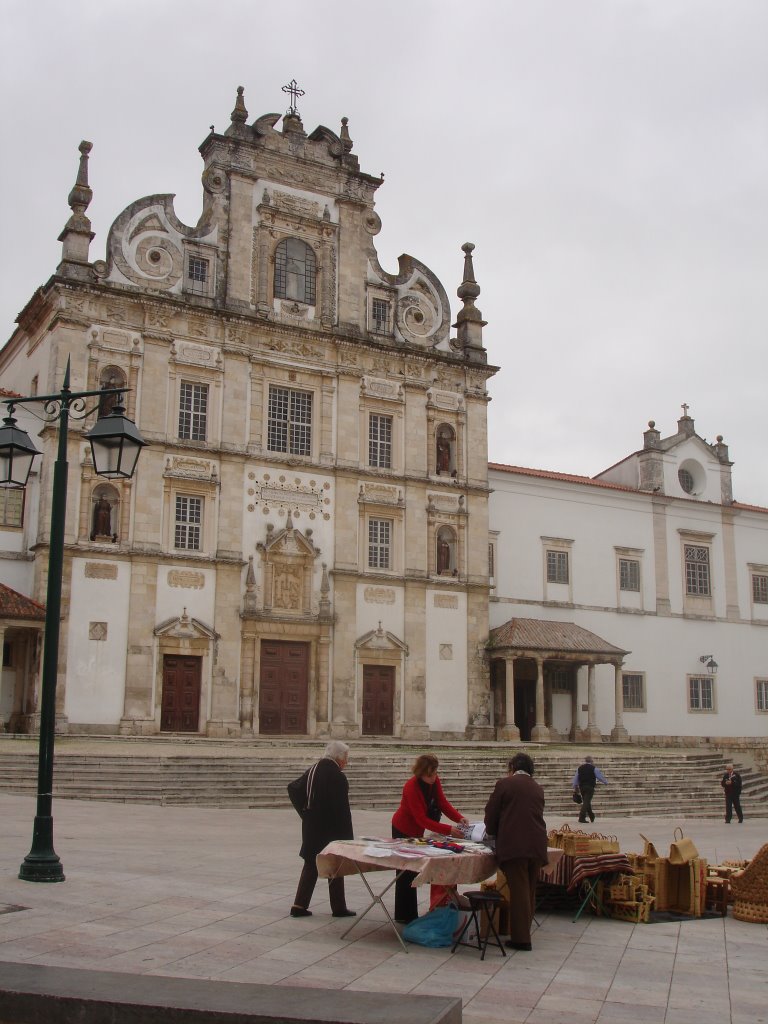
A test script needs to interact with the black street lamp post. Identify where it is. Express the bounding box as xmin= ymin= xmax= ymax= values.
xmin=0 ymin=358 xmax=146 ymax=882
